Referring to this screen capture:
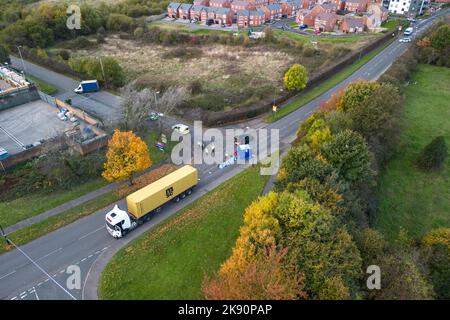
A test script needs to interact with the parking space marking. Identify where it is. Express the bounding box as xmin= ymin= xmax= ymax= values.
xmin=0 ymin=270 xmax=16 ymax=280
